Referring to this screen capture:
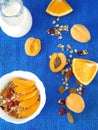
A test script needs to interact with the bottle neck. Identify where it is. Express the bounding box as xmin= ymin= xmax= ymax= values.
xmin=0 ymin=0 xmax=23 ymax=18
